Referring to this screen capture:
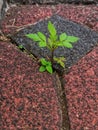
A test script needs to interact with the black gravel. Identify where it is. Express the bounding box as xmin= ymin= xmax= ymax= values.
xmin=9 ymin=0 xmax=98 ymax=4
xmin=11 ymin=15 xmax=98 ymax=69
